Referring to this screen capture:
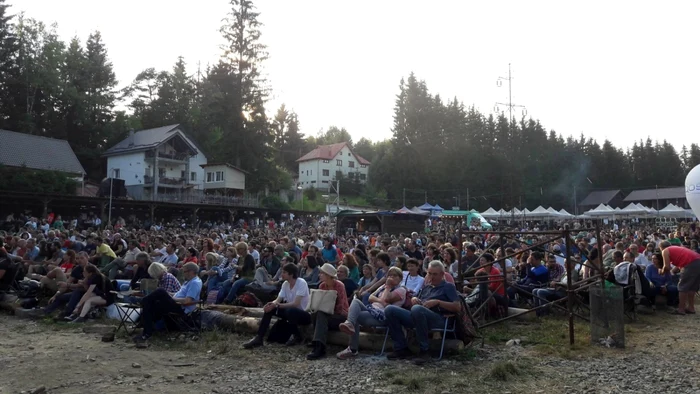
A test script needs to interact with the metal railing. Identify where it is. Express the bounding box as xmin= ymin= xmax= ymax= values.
xmin=143 ymin=175 xmax=186 ymax=185
xmin=145 ymin=150 xmax=190 ymax=161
